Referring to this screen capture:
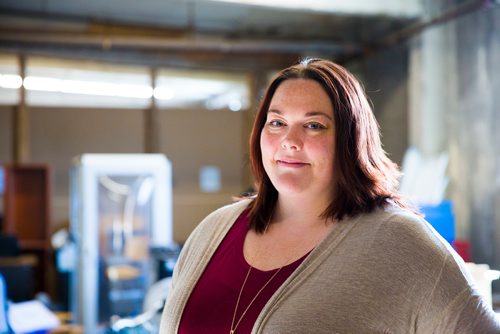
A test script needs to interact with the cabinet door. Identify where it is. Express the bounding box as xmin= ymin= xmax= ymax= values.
xmin=3 ymin=165 xmax=50 ymax=246
xmin=2 ymin=164 xmax=51 ymax=296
